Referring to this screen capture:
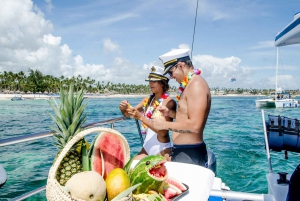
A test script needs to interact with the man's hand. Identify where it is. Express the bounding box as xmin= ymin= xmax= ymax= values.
xmin=151 ymin=116 xmax=166 ymax=130
xmin=157 ymin=105 xmax=169 ymax=117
